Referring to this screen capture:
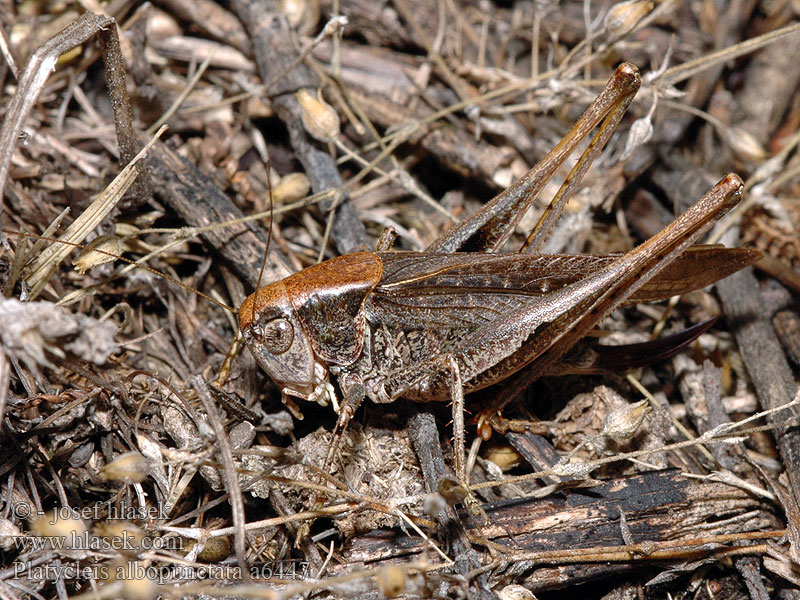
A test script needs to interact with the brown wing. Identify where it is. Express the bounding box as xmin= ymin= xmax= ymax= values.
xmin=370 ymin=246 xmax=760 ymax=328
xmin=629 ymin=245 xmax=762 ymax=302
